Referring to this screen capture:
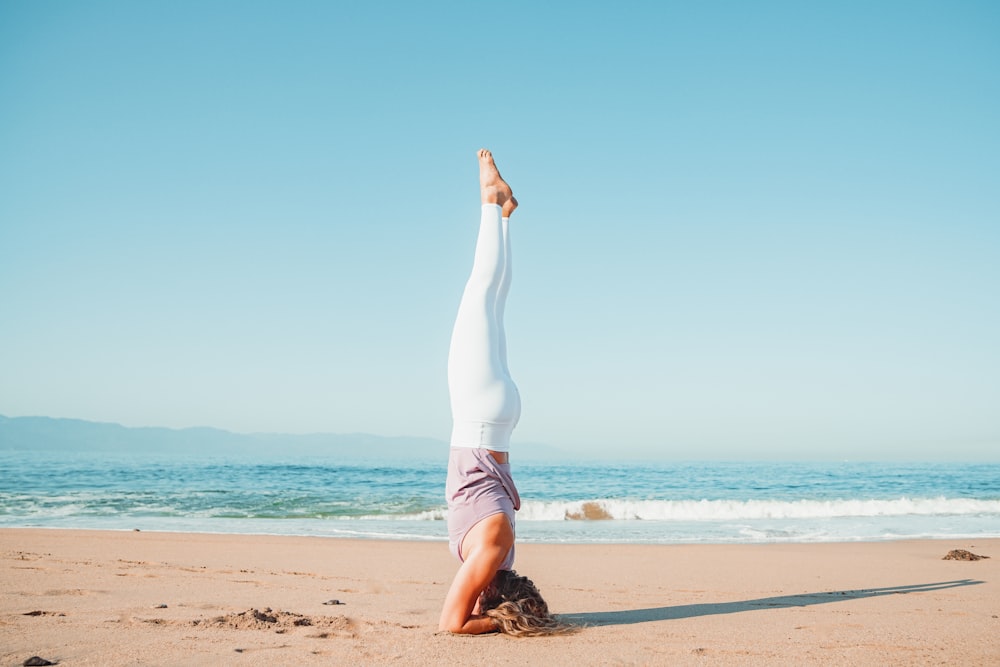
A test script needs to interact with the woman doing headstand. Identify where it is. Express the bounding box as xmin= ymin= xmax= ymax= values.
xmin=438 ymin=150 xmax=567 ymax=636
